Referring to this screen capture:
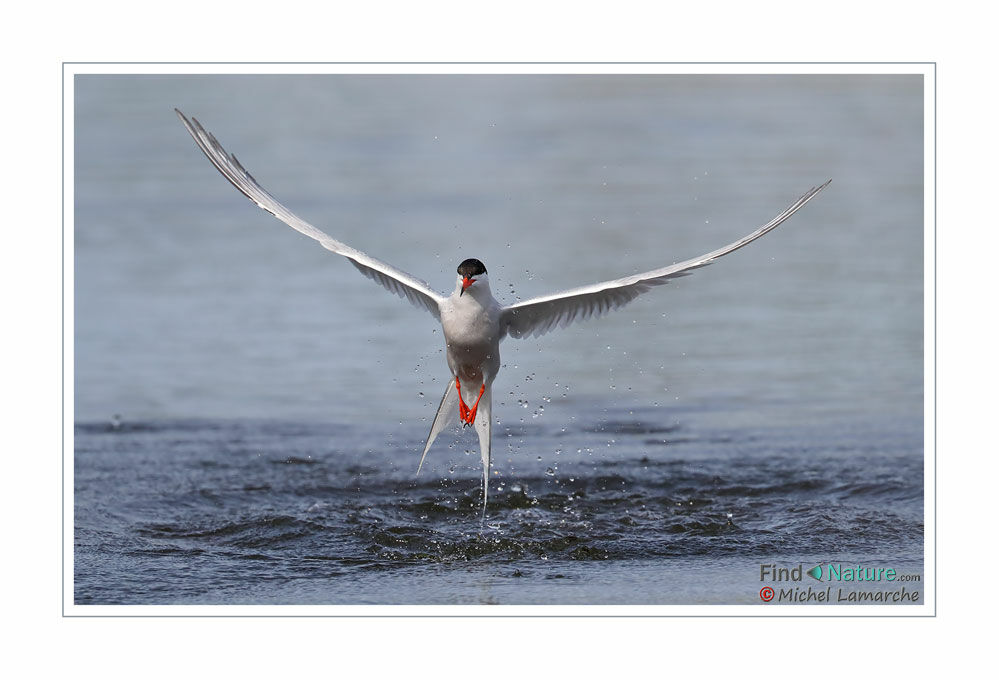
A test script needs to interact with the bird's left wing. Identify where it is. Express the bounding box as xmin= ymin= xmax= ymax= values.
xmin=500 ymin=180 xmax=830 ymax=339
xmin=175 ymin=109 xmax=445 ymax=320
